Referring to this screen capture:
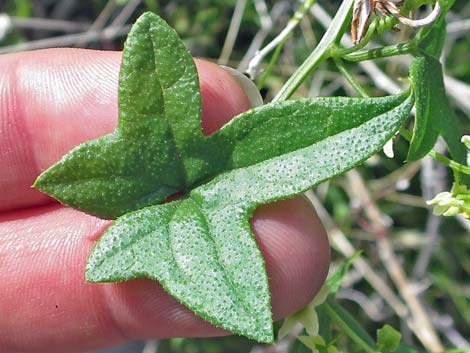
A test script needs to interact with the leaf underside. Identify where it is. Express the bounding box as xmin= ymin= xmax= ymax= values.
xmin=34 ymin=12 xmax=414 ymax=343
